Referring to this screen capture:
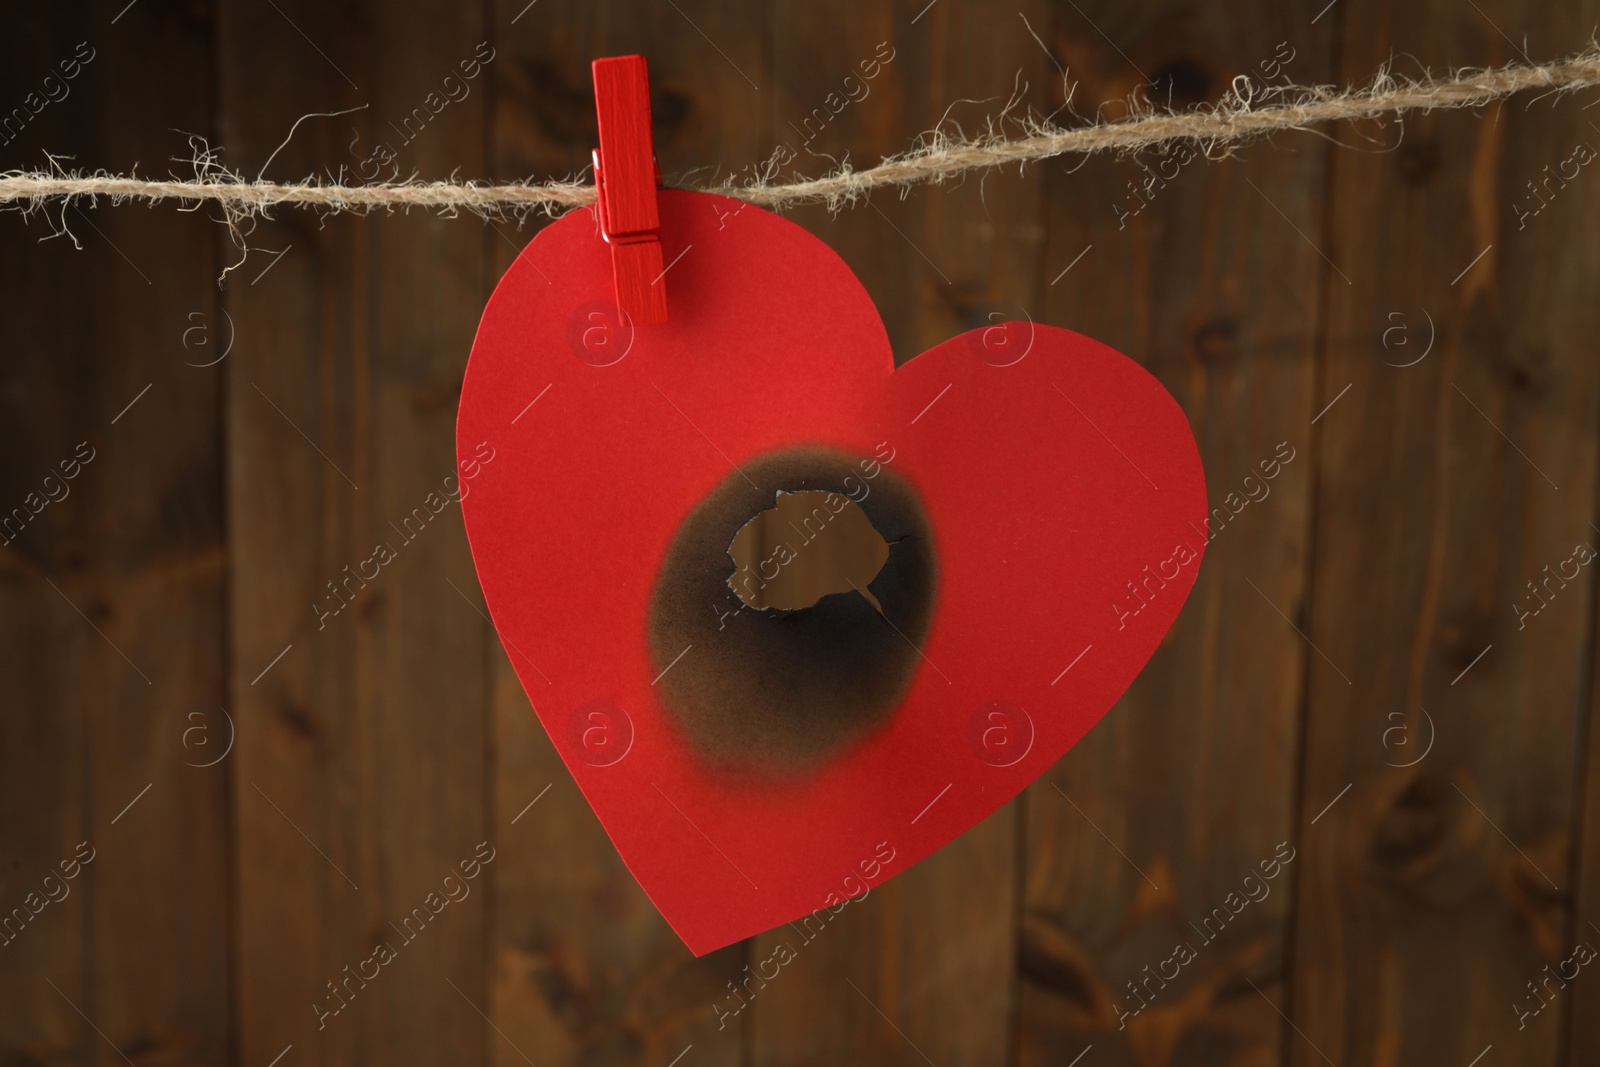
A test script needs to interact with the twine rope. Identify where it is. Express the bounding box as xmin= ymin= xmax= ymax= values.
xmin=3 ymin=47 xmax=1598 ymax=221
